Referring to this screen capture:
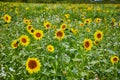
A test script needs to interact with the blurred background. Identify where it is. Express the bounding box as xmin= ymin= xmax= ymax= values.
xmin=0 ymin=0 xmax=120 ymax=3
